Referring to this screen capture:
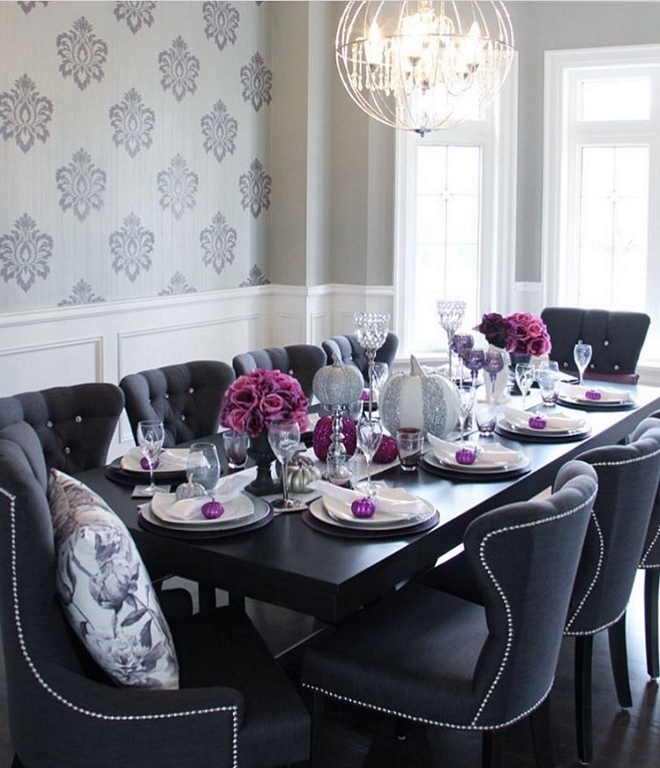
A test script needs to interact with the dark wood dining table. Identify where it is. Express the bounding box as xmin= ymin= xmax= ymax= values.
xmin=78 ymin=384 xmax=660 ymax=625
